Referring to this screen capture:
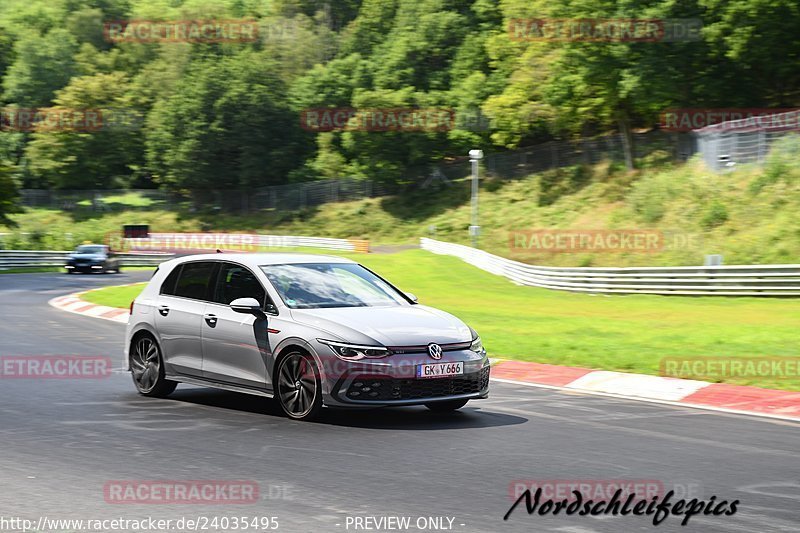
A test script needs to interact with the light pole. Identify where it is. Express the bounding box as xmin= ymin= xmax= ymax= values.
xmin=469 ymin=149 xmax=483 ymax=248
